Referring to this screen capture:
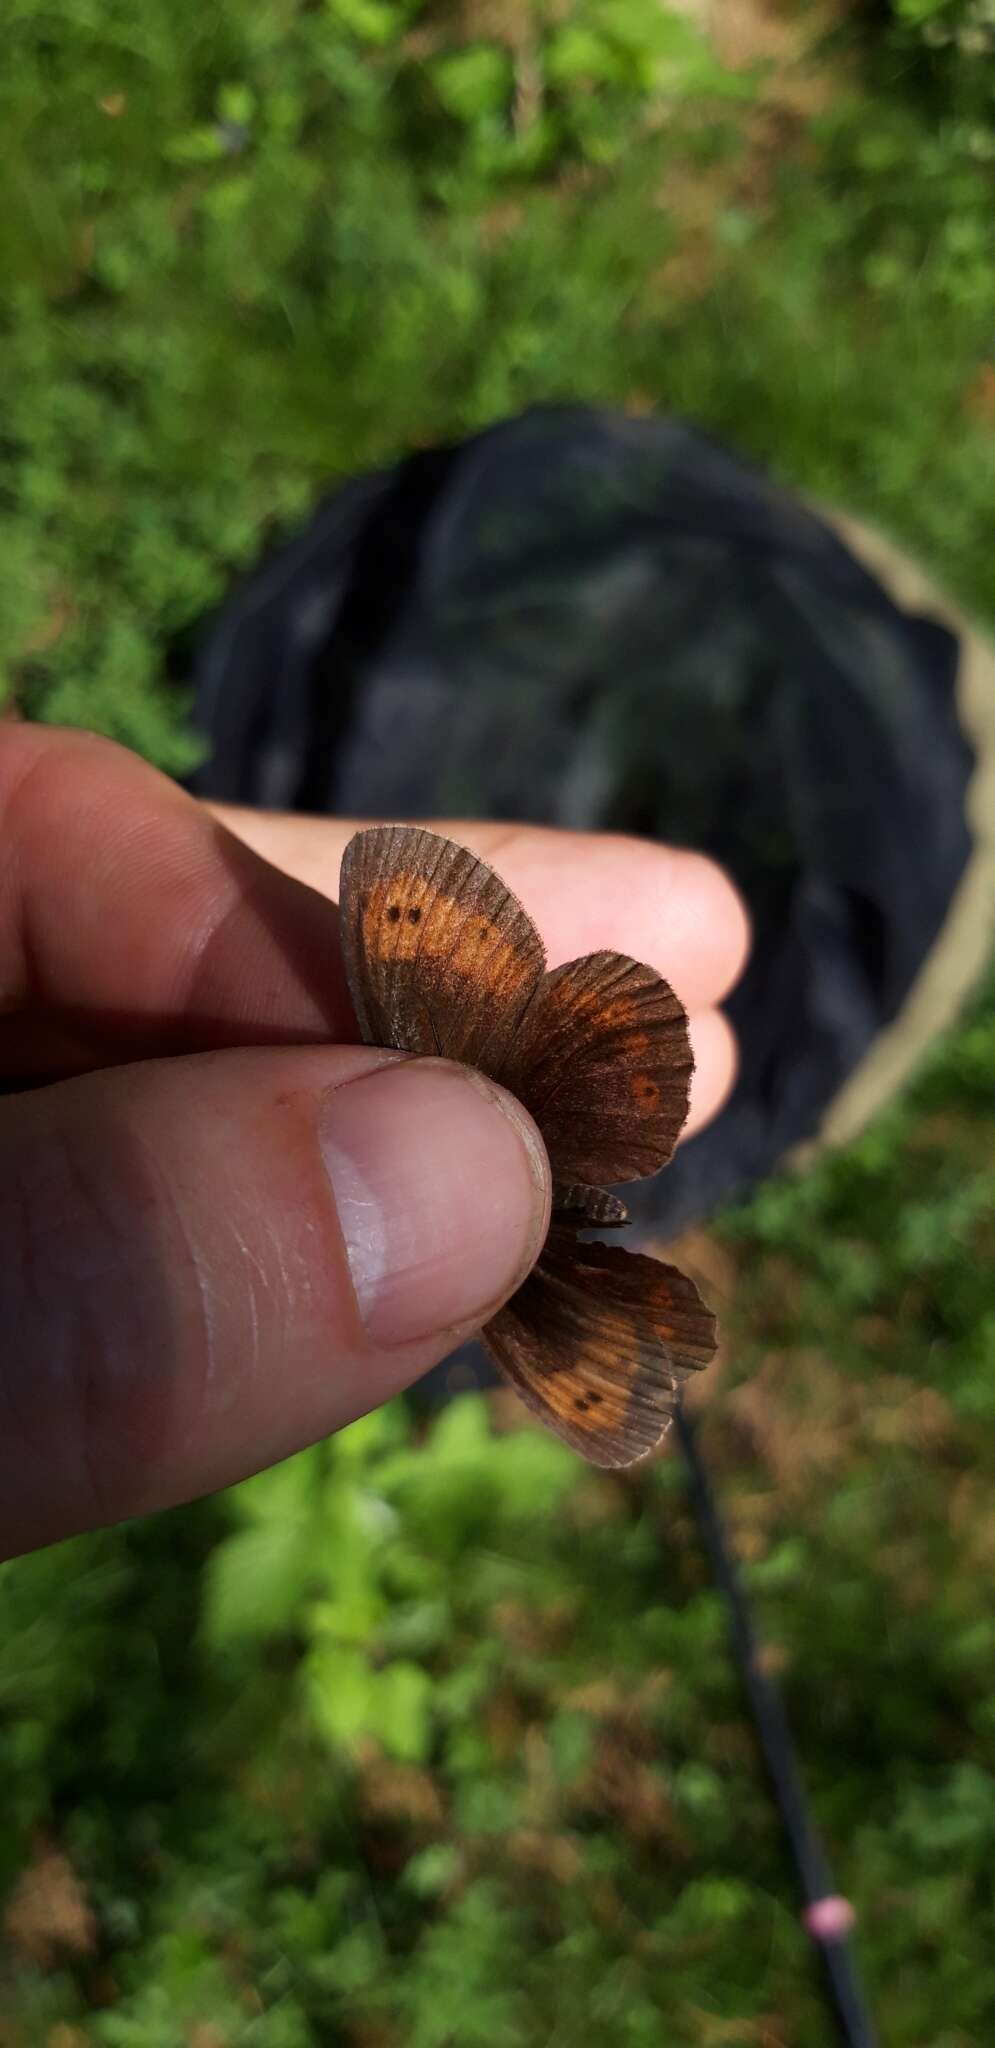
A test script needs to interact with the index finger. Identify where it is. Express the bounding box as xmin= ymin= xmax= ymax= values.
xmin=0 ymin=726 xmax=351 ymax=1079
xmin=209 ymin=808 xmax=750 ymax=1014
xmin=0 ymin=725 xmax=748 ymax=1084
